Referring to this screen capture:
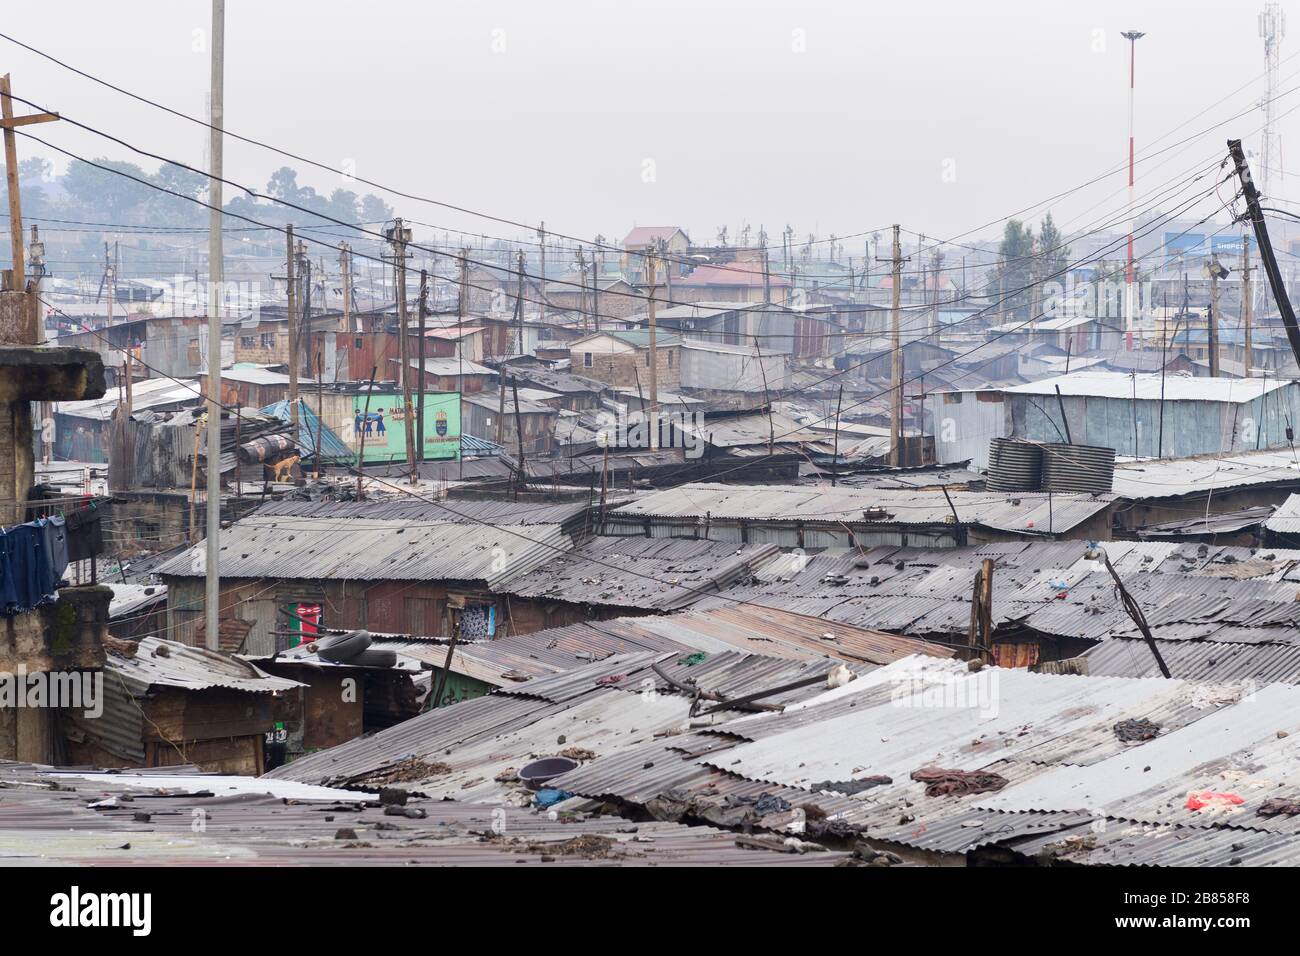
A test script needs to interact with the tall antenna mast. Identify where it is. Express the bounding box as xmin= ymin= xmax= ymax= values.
xmin=1261 ymin=3 xmax=1286 ymax=199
